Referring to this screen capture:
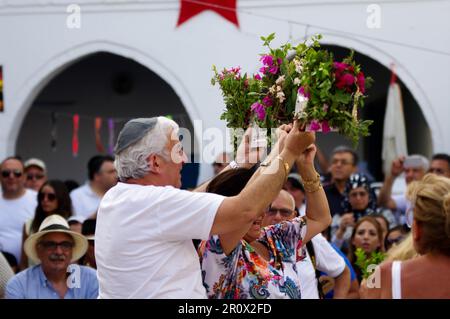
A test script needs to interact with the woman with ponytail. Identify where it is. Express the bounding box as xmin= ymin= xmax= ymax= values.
xmin=361 ymin=173 xmax=450 ymax=298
